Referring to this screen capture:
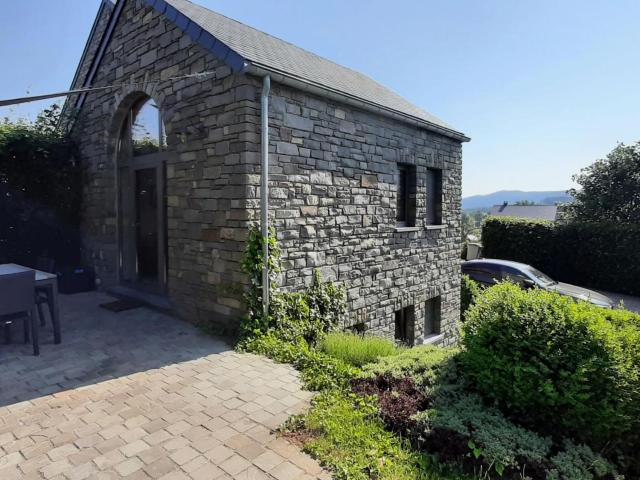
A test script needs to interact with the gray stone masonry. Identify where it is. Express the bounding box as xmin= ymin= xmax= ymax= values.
xmin=75 ymin=0 xmax=464 ymax=344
